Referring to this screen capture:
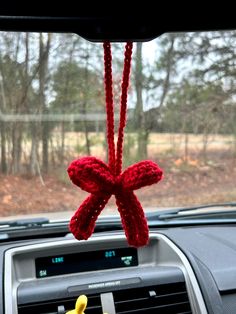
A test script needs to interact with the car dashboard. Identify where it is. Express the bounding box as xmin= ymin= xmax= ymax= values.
xmin=3 ymin=225 xmax=236 ymax=314
xmin=3 ymin=230 xmax=204 ymax=314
